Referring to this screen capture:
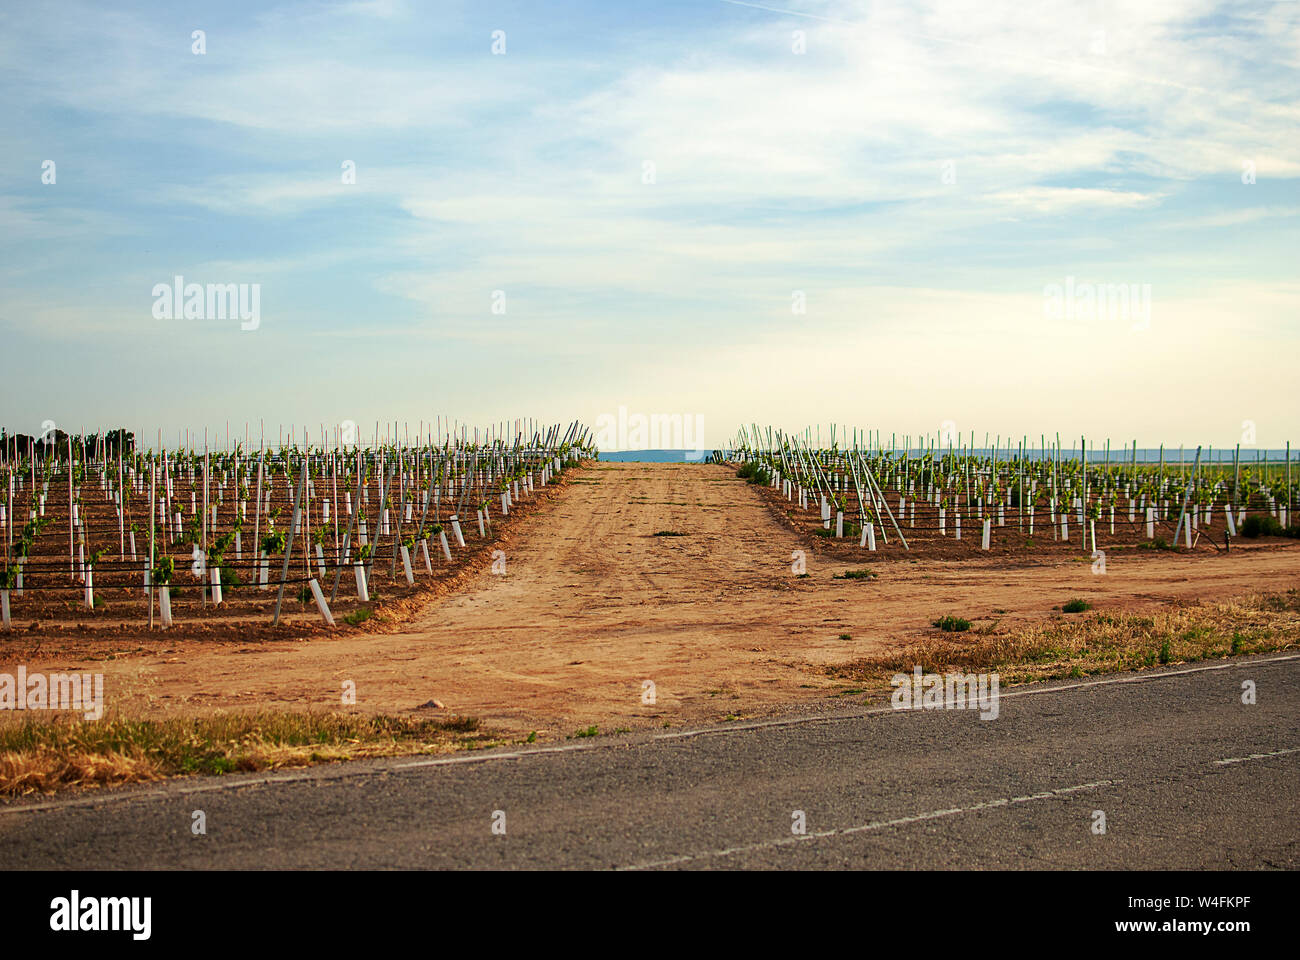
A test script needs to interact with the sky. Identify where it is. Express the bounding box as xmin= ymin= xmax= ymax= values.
xmin=1 ymin=0 xmax=1297 ymax=451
